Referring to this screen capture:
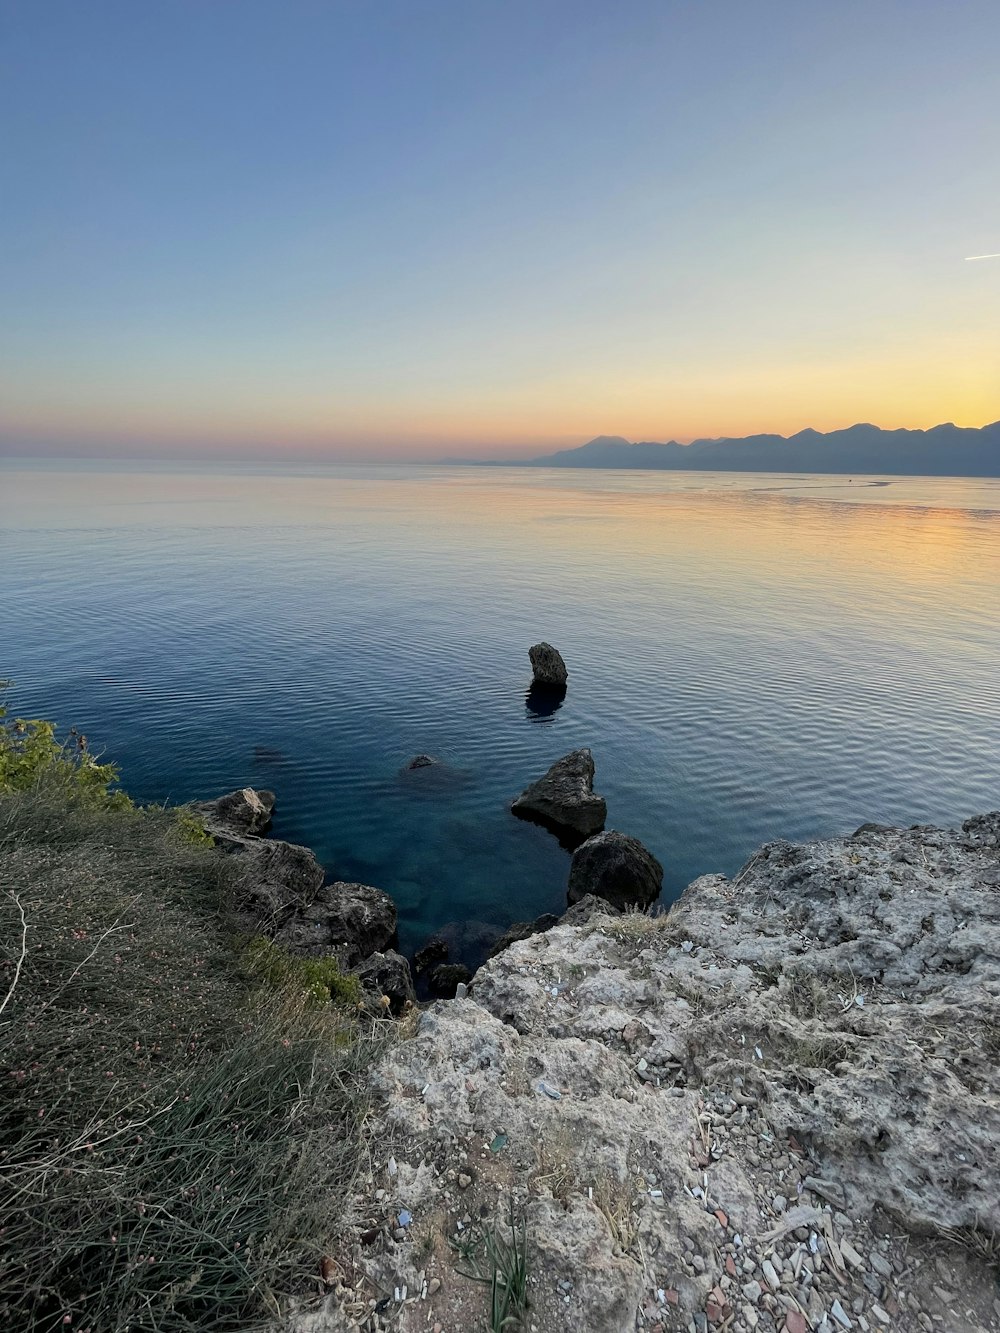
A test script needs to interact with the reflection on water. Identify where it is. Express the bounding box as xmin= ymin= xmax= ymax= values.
xmin=2 ymin=460 xmax=999 ymax=968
